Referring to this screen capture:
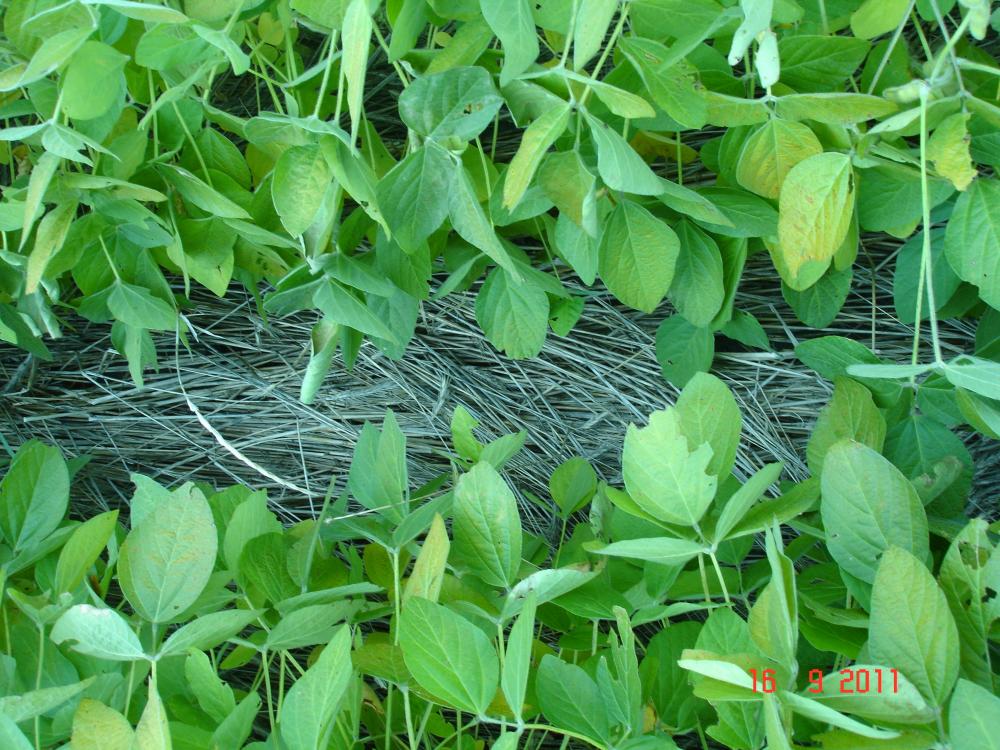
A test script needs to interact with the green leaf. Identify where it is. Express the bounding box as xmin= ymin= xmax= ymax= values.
xmin=82 ymin=0 xmax=187 ymax=23
xmin=820 ymin=441 xmax=929 ymax=586
xmin=265 ymin=604 xmax=345 ymax=651
xmin=107 ymin=282 xmax=177 ymax=331
xmin=778 ymin=35 xmax=870 ymax=92
xmin=449 ymin=165 xmax=521 ymax=278
xmin=675 ymin=372 xmax=741 ymax=478
xmin=51 ymin=604 xmax=146 ymax=661
xmin=539 ymin=151 xmax=598 ymax=236
xmin=62 ymin=41 xmax=127 ymax=120
xmin=736 ymin=119 xmax=823 ymax=199
xmin=452 ymin=462 xmax=522 ymax=588
xmin=944 ymin=178 xmax=1000 ymax=308
xmin=869 ymin=547 xmax=959 ymax=706
xmin=376 ymin=143 xmax=453 ymax=252
xmin=949 ymin=679 xmax=1000 ymax=750
xmin=54 ymin=509 xmax=118 ymax=594
xmin=857 ymin=161 xmax=953 ymax=232
xmin=893 ymin=228 xmax=961 ymax=324
xmin=135 ymin=678 xmax=170 ymax=749
xmin=783 ymin=264 xmax=852 ymax=328
xmin=272 ymin=145 xmax=332 ymax=237
xmin=655 ymin=315 xmax=714 ymax=387
xmin=598 ymin=199 xmax=679 ymax=312
xmin=623 ymin=408 xmax=717 ymax=527
xmin=399 ymin=598 xmax=499 ymax=714
xmin=399 ymin=66 xmax=503 ymax=142
xmin=185 ymin=650 xmax=234 ymax=722
xmin=12 ymin=26 xmax=94 ymax=90
xmin=501 ymin=591 xmax=535 ymax=720
xmin=159 ymin=164 xmax=251 ymax=219
xmin=851 ymin=0 xmax=910 ymax=39
xmin=482 ymin=0 xmax=539 ymax=85
xmin=669 ymin=220 xmax=724 ymax=326
xmin=720 ymin=309 xmax=770 ymax=350
xmin=780 ymin=691 xmax=900 ymax=740
xmin=0 ymin=441 xmax=69 ymax=555
xmin=713 ymin=462 xmax=783 ymax=543
xmin=618 ymin=38 xmax=706 ymax=129
xmin=775 ymin=152 xmax=855 ymax=291
xmin=158 ymin=609 xmax=260 ymax=658
xmin=71 ymin=699 xmax=134 ymax=750
xmin=593 ymin=537 xmax=704 ymax=564
xmin=536 ymin=655 xmax=610 ymax=742
xmin=118 ymin=486 xmax=218 ymax=623
xmin=279 ymin=626 xmax=354 ymax=750
xmin=927 ymin=112 xmax=976 ymax=191
xmin=313 ymin=277 xmax=399 ymax=342
xmin=503 ymin=103 xmax=571 ymax=210
xmin=222 ymin=490 xmax=281 ymax=573
xmin=584 ymin=111 xmax=664 ymax=195
xmin=807 ymin=378 xmax=886 ymax=476
xmin=475 ymin=267 xmax=549 ymax=358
